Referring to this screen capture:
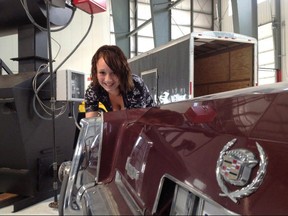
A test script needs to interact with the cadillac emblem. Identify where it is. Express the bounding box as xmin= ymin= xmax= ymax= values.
xmin=216 ymin=138 xmax=268 ymax=203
